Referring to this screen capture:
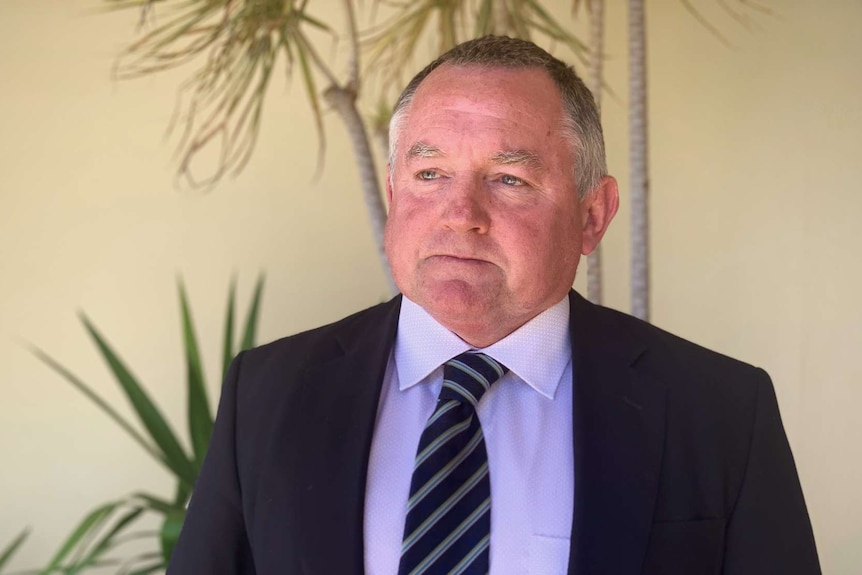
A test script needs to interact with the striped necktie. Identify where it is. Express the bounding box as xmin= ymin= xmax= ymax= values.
xmin=398 ymin=352 xmax=508 ymax=575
